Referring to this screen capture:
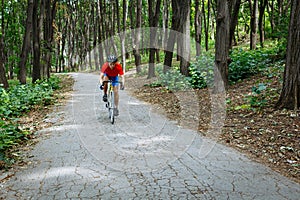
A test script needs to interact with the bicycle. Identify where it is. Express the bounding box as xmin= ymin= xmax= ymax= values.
xmin=100 ymin=80 xmax=122 ymax=124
